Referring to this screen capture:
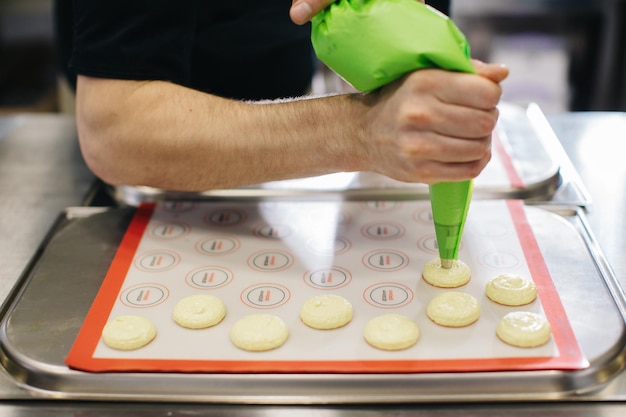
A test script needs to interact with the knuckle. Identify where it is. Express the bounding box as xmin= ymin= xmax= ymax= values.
xmin=469 ymin=153 xmax=492 ymax=178
xmin=475 ymin=82 xmax=502 ymax=109
xmin=472 ymin=138 xmax=492 ymax=160
xmin=406 ymin=69 xmax=444 ymax=97
xmin=401 ymin=104 xmax=431 ymax=128
xmin=475 ymin=112 xmax=498 ymax=136
xmin=407 ymin=136 xmax=439 ymax=159
xmin=415 ymin=164 xmax=438 ymax=184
